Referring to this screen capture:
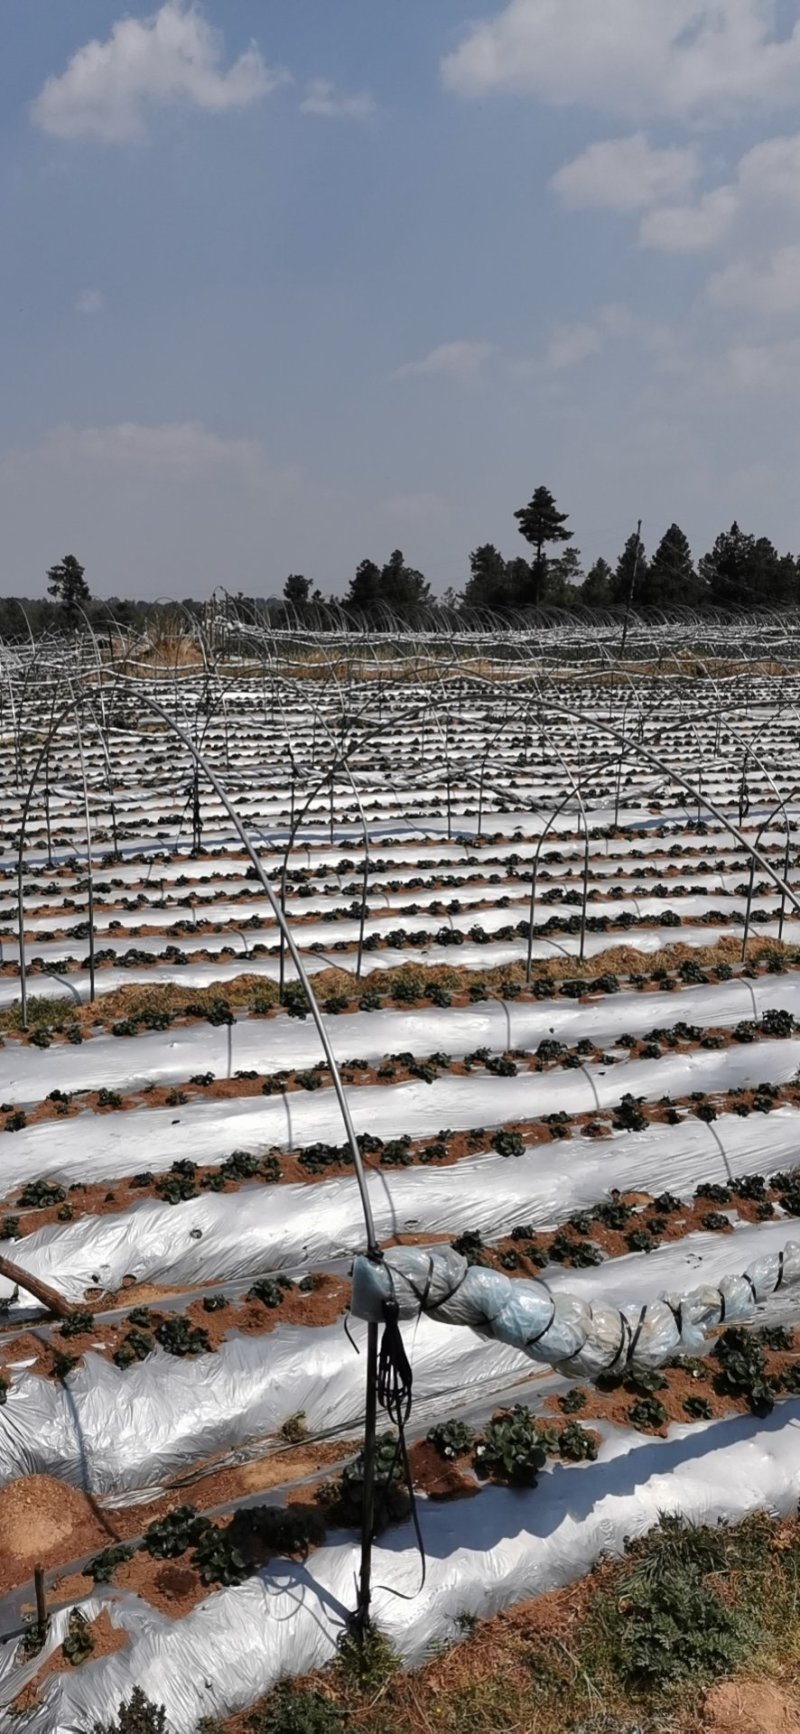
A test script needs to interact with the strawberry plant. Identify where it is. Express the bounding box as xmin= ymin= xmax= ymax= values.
xmin=319 ymin=1434 xmax=408 ymax=1529
xmin=492 ymin=1129 xmax=524 ymax=1158
xmin=85 ymin=1542 xmax=134 ymax=1583
xmin=190 ymin=1525 xmax=250 ymax=1587
xmin=60 ymin=1309 xmax=95 ymax=1338
xmin=248 ymin=1275 xmax=293 ymax=1308
xmin=114 ymin=1330 xmax=154 ymax=1367
xmin=683 ymin=1396 xmax=713 ymax=1420
xmin=18 ymin=1179 xmax=65 ymax=1207
xmin=142 ymin=1505 xmax=211 ymax=1558
xmin=613 ymin=1094 xmax=648 ymax=1132
xmin=155 ymin=1173 xmax=197 ymax=1204
xmin=627 ymin=1396 xmax=668 ymax=1431
xmin=155 ymin=1316 xmax=211 ymax=1356
xmin=714 ymin=1327 xmax=777 ymax=1413
xmin=63 ymin=1607 xmax=94 ymax=1665
xmin=426 ymin=1419 xmax=475 ymax=1459
xmin=230 ymin=1502 xmax=324 ymax=1559
xmin=557 ymin=1422 xmax=598 ymax=1461
xmin=474 ymin=1406 xmax=547 ymax=1486
xmin=558 ymin=1387 xmax=587 ymax=1414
